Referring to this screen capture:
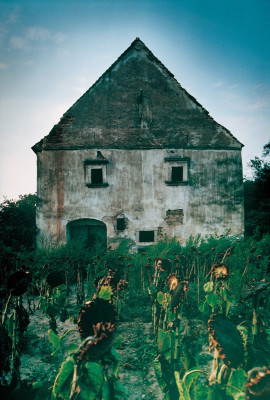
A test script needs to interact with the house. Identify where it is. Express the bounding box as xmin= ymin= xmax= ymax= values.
xmin=32 ymin=38 xmax=244 ymax=250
